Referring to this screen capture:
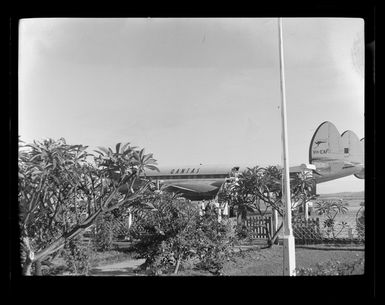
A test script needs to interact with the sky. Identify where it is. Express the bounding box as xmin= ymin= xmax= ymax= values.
xmin=18 ymin=18 xmax=365 ymax=193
